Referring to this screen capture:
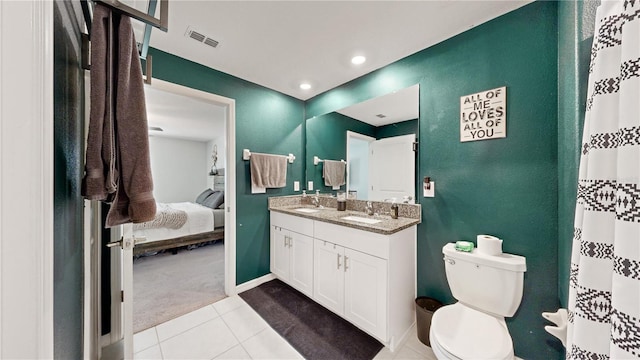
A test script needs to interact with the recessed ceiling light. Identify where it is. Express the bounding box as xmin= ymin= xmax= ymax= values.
xmin=351 ymin=55 xmax=366 ymax=65
xmin=300 ymin=83 xmax=311 ymax=90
